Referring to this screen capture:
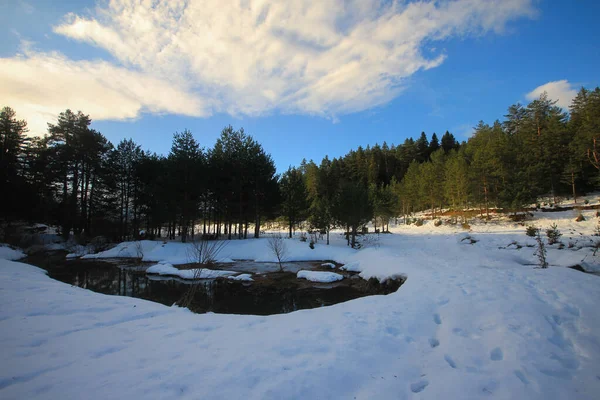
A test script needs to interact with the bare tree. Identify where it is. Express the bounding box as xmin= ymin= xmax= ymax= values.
xmin=179 ymin=238 xmax=228 ymax=308
xmin=267 ymin=234 xmax=288 ymax=272
xmin=186 ymin=238 xmax=228 ymax=266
